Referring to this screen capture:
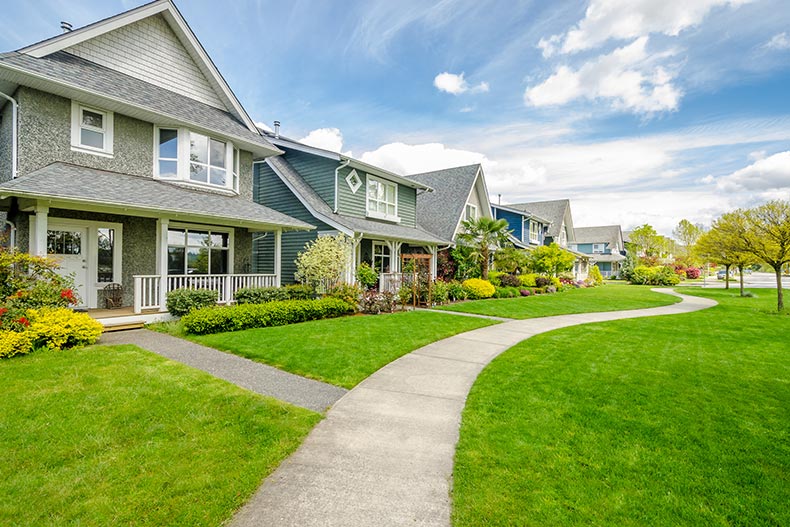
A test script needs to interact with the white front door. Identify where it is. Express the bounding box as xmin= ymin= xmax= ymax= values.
xmin=46 ymin=227 xmax=89 ymax=307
